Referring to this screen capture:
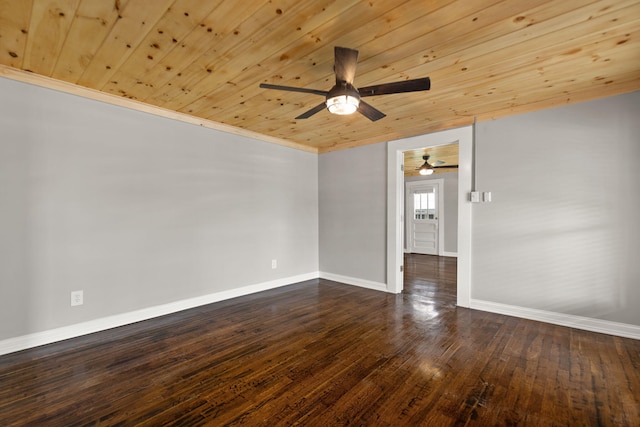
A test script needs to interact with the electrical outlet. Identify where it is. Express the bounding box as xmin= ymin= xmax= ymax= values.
xmin=272 ymin=259 xmax=277 ymax=269
xmin=71 ymin=290 xmax=83 ymax=306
